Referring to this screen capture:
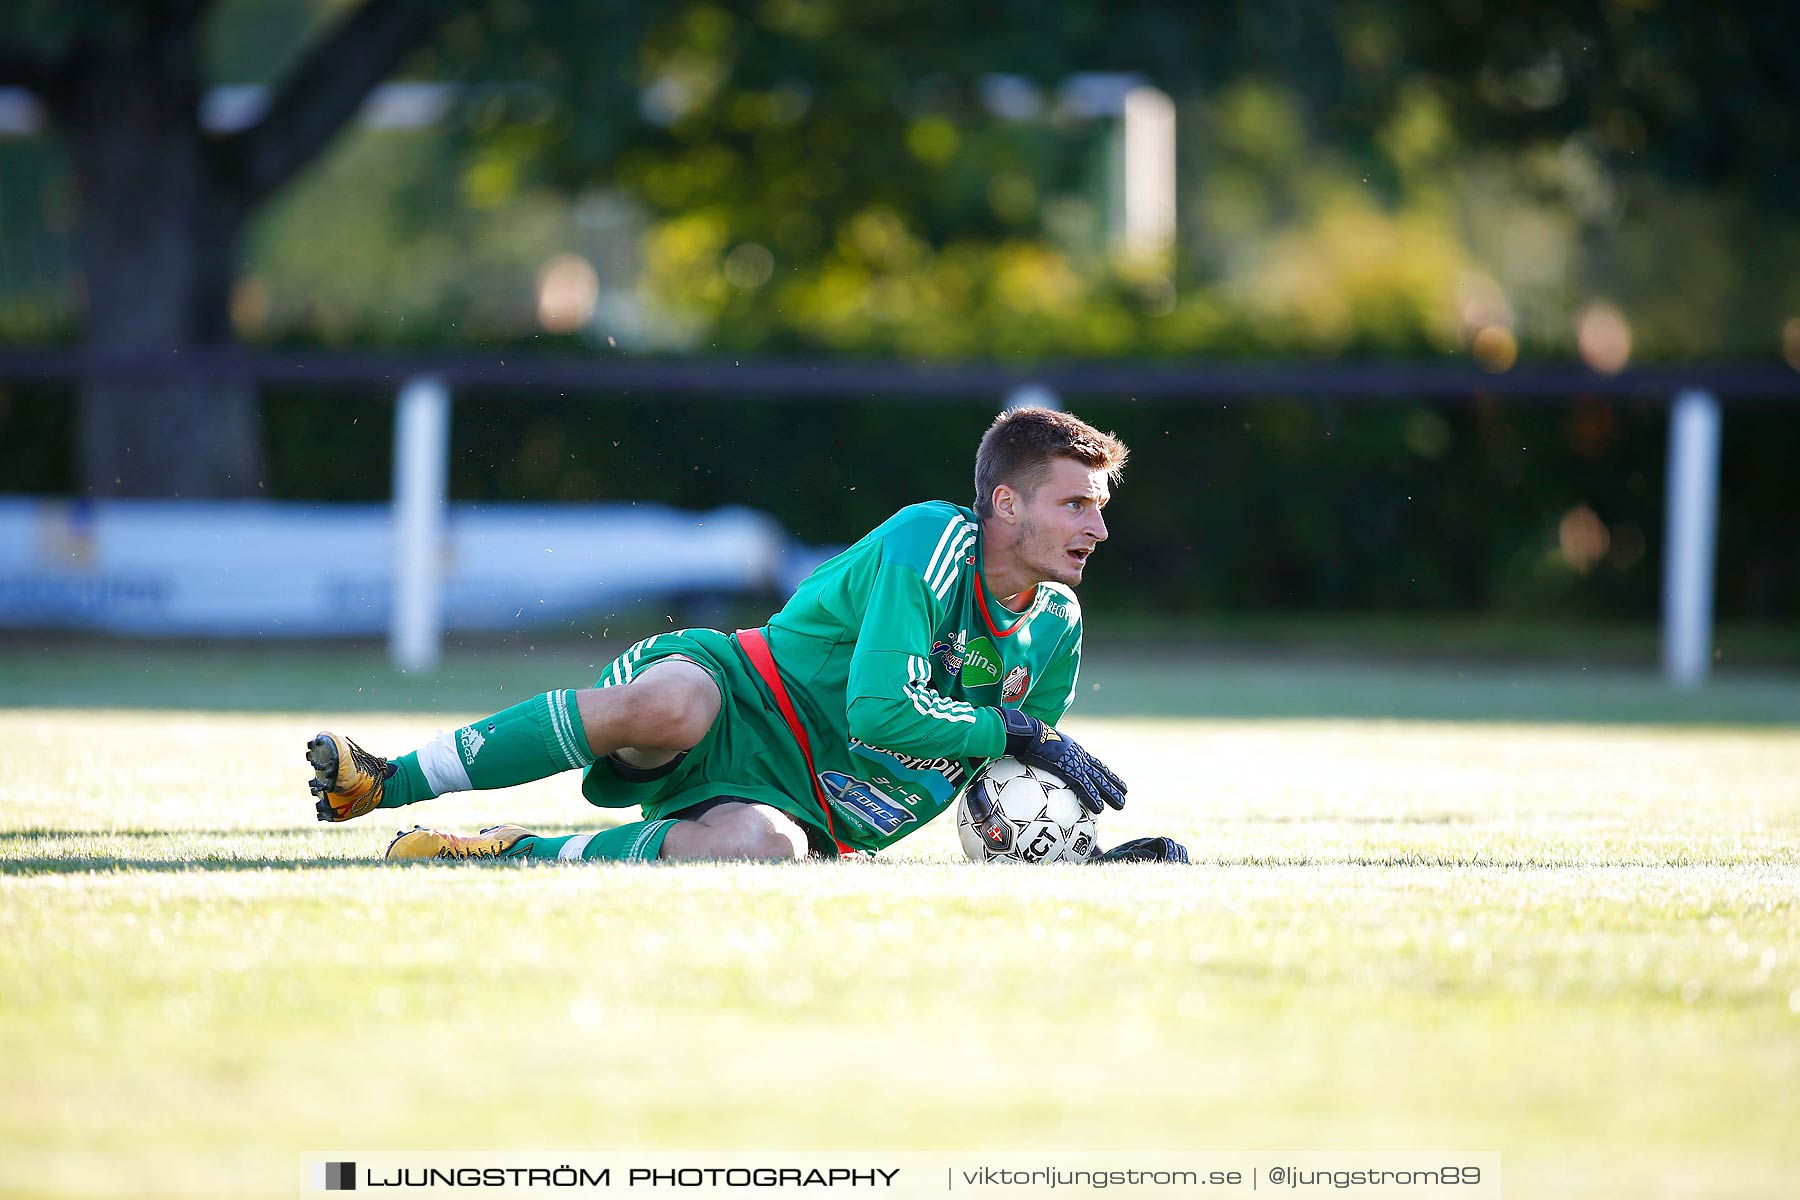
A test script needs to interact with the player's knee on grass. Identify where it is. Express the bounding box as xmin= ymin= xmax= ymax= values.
xmin=662 ymin=801 xmax=807 ymax=862
xmin=579 ymin=658 xmax=720 ymax=759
